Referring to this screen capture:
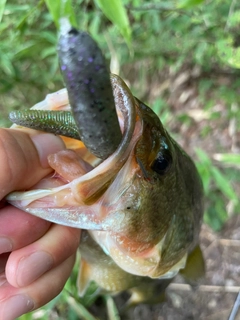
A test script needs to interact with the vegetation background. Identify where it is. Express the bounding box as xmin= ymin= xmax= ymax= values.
xmin=0 ymin=0 xmax=240 ymax=319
